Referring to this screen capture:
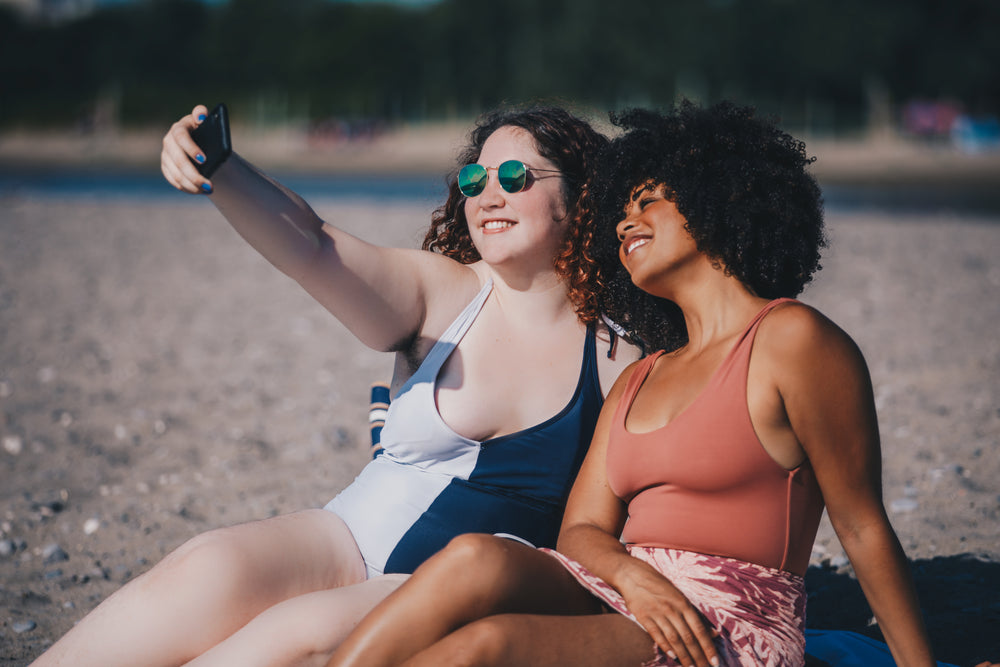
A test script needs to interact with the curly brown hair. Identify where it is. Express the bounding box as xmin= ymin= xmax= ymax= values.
xmin=590 ymin=101 xmax=827 ymax=352
xmin=422 ymin=106 xmax=609 ymax=324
